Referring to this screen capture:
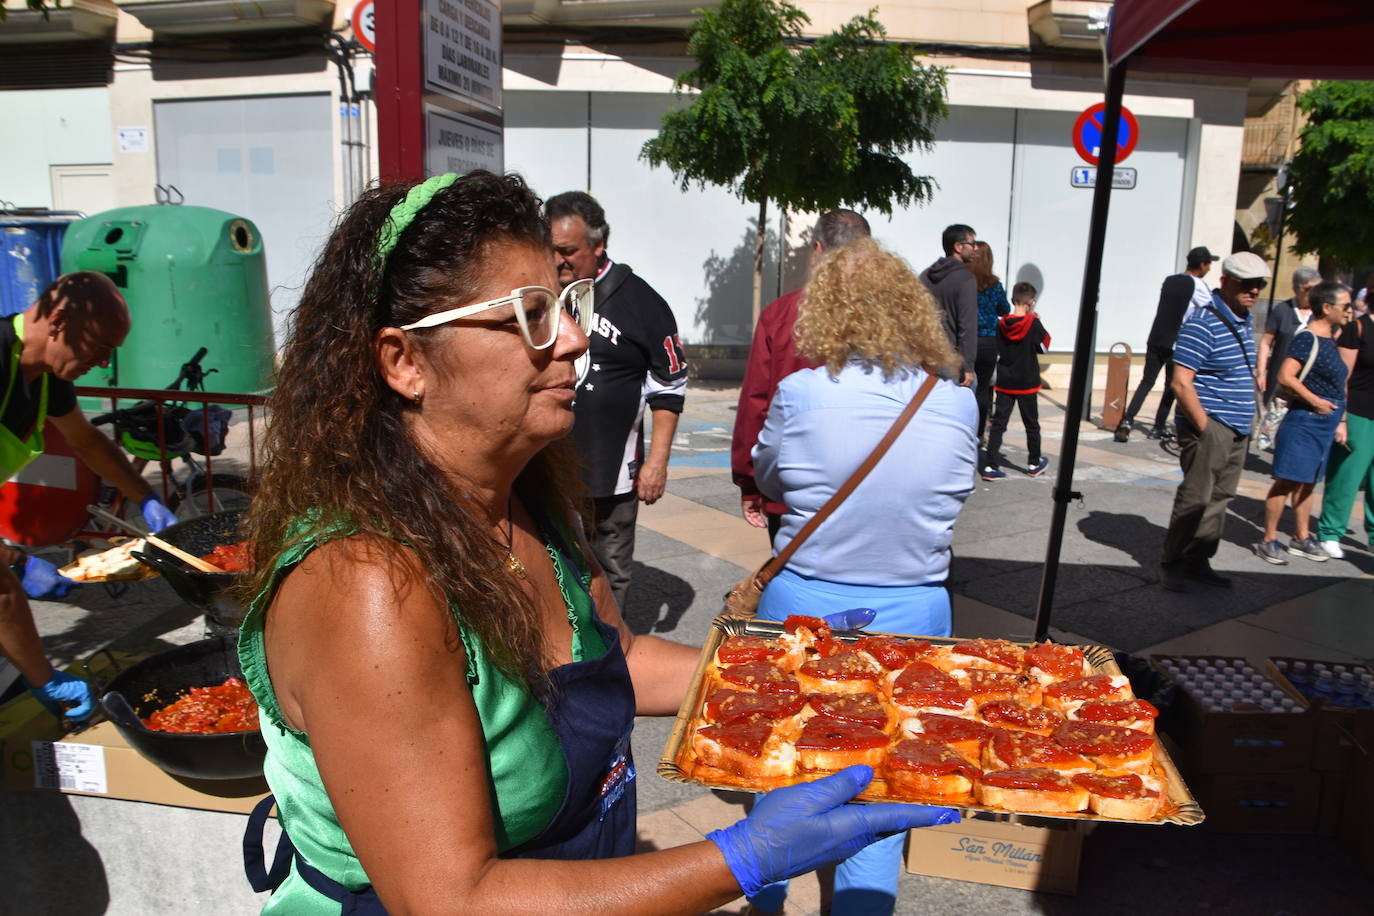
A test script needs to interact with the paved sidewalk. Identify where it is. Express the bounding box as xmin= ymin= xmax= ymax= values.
xmin=3 ymin=382 xmax=1371 ymax=914
xmin=626 ymin=381 xmax=1372 ymax=915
